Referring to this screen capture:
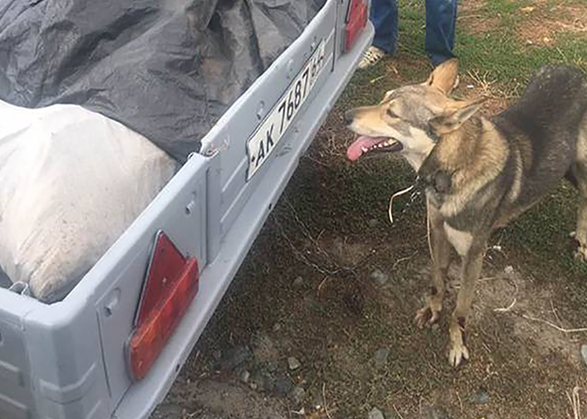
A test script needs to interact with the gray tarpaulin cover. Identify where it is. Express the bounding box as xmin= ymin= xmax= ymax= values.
xmin=0 ymin=0 xmax=325 ymax=161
